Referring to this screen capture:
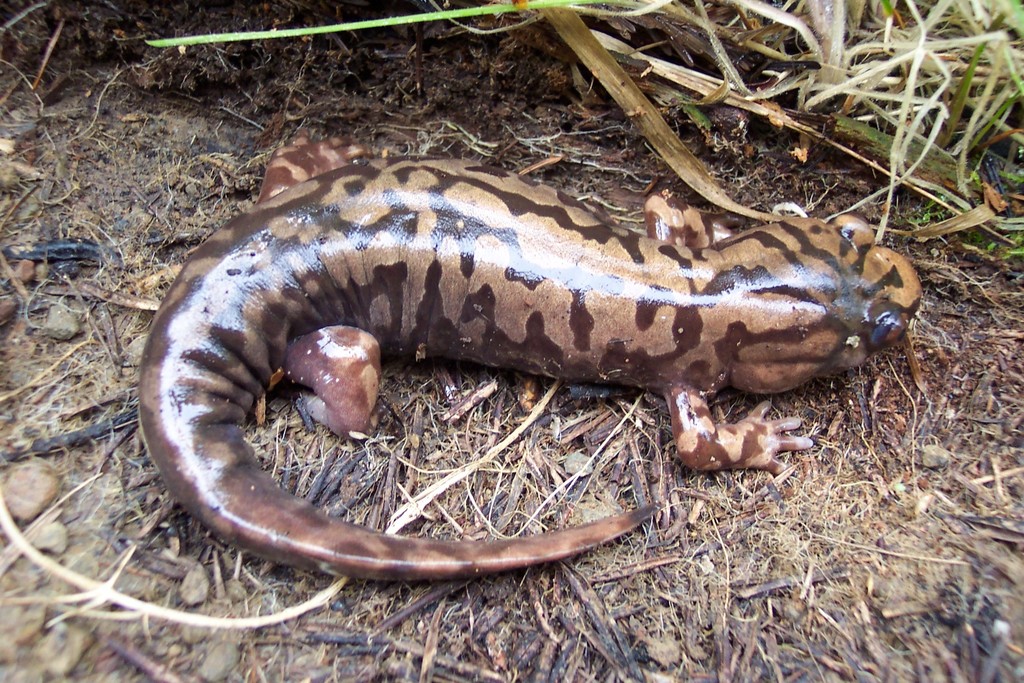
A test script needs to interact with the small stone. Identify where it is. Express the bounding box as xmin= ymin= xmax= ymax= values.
xmin=921 ymin=444 xmax=952 ymax=469
xmin=224 ymin=578 xmax=248 ymax=602
xmin=33 ymin=521 xmax=68 ymax=554
xmin=37 ymin=623 xmax=92 ymax=676
xmin=40 ymin=305 xmax=81 ymax=341
xmin=0 ymin=604 xmax=46 ymax=648
xmin=179 ymin=562 xmax=210 ymax=606
xmin=198 ymin=640 xmax=240 ymax=682
xmin=641 ymin=633 xmax=682 ymax=667
xmin=127 ymin=206 xmax=152 ymax=227
xmin=871 ymin=578 xmax=893 ymax=600
xmin=2 ymin=460 xmax=59 ymax=522
xmin=181 ymin=626 xmax=207 ymax=645
xmin=13 ymin=260 xmax=34 ymax=283
xmin=571 ymin=495 xmax=622 ymax=525
xmin=563 ymin=451 xmax=592 ymax=476
xmin=124 ymin=336 xmax=148 ymax=366
xmin=0 ymin=297 xmax=16 ymax=326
